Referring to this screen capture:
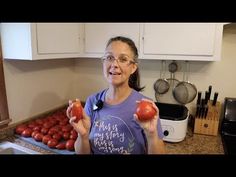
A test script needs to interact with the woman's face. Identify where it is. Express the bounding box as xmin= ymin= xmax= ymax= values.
xmin=102 ymin=41 xmax=137 ymax=88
